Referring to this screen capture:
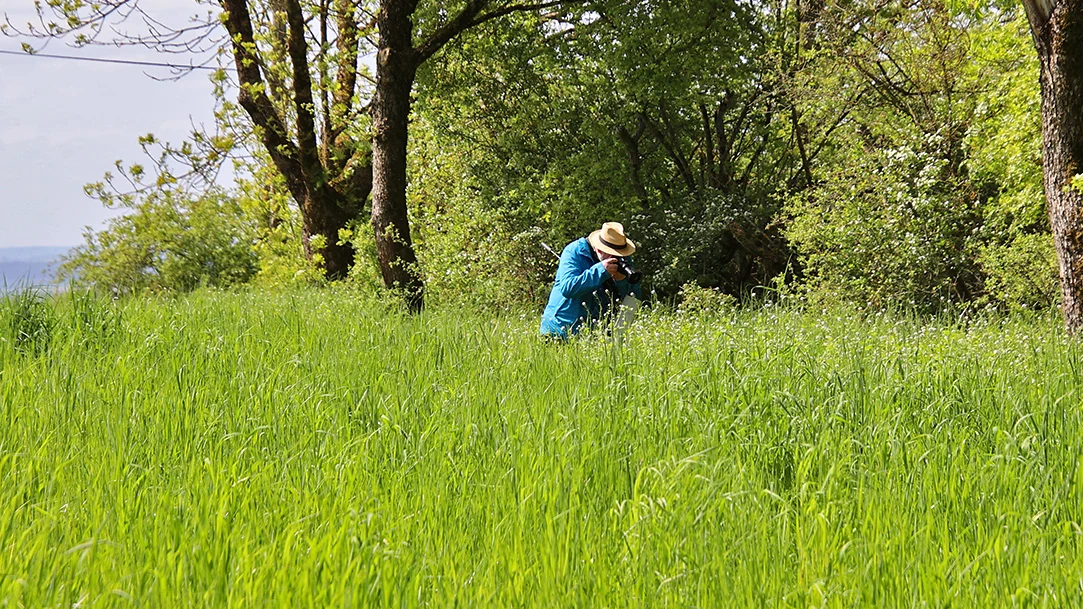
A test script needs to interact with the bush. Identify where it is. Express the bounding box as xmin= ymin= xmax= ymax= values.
xmin=61 ymin=190 xmax=258 ymax=294
xmin=415 ymin=201 xmax=557 ymax=312
xmin=978 ymin=234 xmax=1059 ymax=311
xmin=630 ymin=191 xmax=786 ymax=300
xmin=676 ymin=282 xmax=738 ymax=315
xmin=784 ymin=137 xmax=982 ymax=312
